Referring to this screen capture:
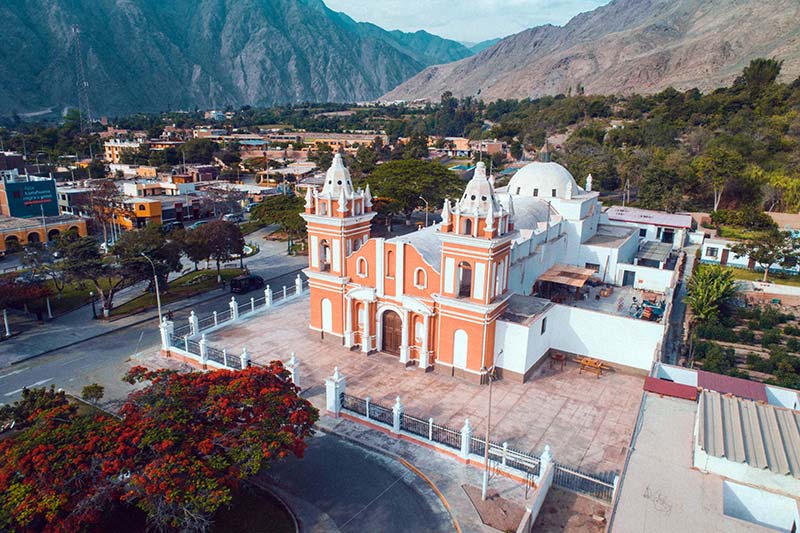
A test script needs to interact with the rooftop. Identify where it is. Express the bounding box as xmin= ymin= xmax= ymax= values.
xmin=605 ymin=206 xmax=693 ymax=229
xmin=0 ymin=215 xmax=85 ymax=231
xmin=637 ymin=240 xmax=673 ymax=264
xmin=584 ymin=224 xmax=636 ymax=248
xmin=612 ymin=393 xmax=780 ymax=533
xmin=698 ymin=390 xmax=800 ymax=479
xmin=502 ymin=295 xmax=553 ymax=324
